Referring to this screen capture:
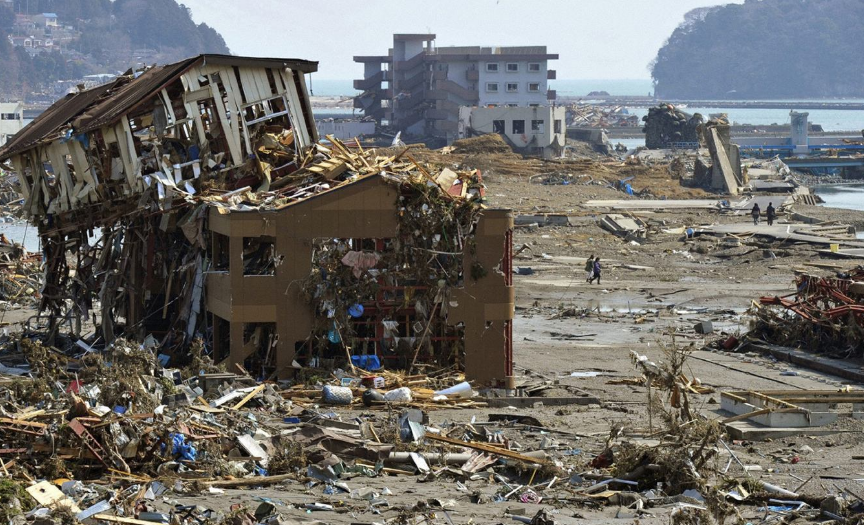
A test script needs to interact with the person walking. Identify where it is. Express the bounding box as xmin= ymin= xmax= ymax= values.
xmin=584 ymin=254 xmax=595 ymax=282
xmin=766 ymin=202 xmax=776 ymax=226
xmin=751 ymin=203 xmax=761 ymax=226
xmin=589 ymin=257 xmax=602 ymax=285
